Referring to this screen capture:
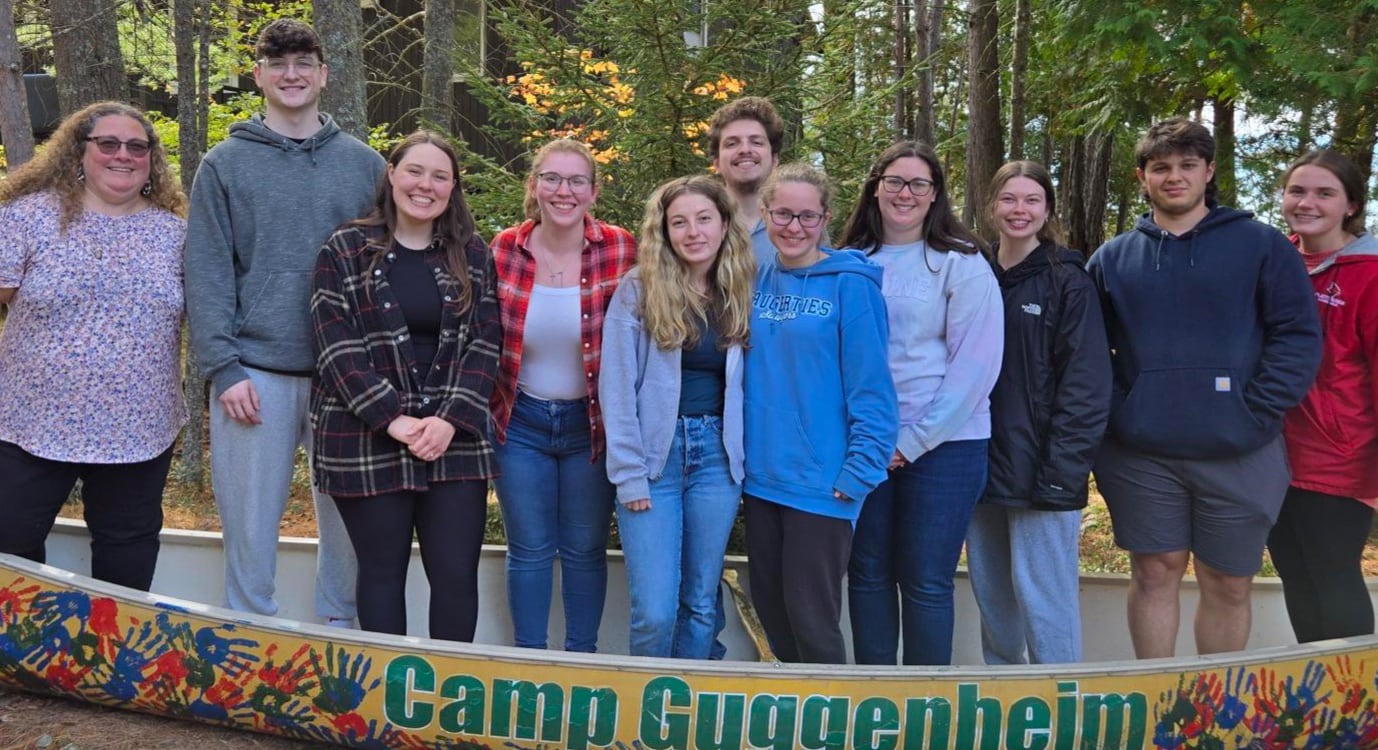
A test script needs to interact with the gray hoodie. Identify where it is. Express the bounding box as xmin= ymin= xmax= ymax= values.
xmin=184 ymin=113 xmax=386 ymax=391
